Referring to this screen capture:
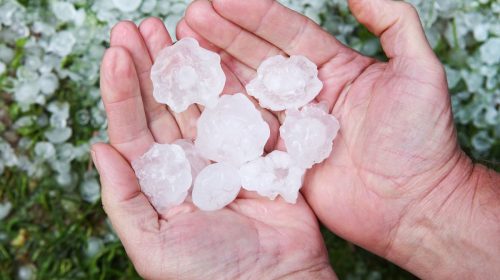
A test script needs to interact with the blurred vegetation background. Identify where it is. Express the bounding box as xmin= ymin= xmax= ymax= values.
xmin=0 ymin=0 xmax=498 ymax=279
